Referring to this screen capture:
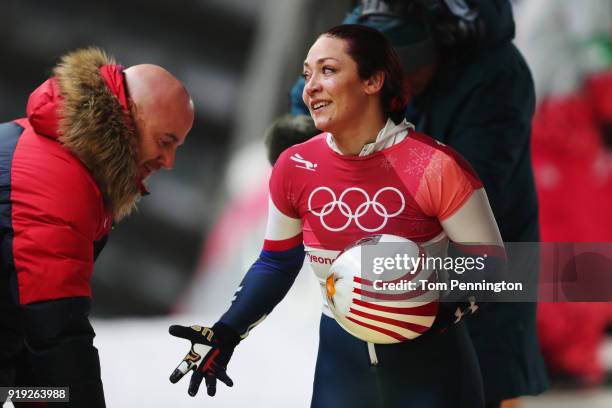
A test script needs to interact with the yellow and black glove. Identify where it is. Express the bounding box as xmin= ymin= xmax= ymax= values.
xmin=169 ymin=323 xmax=240 ymax=397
